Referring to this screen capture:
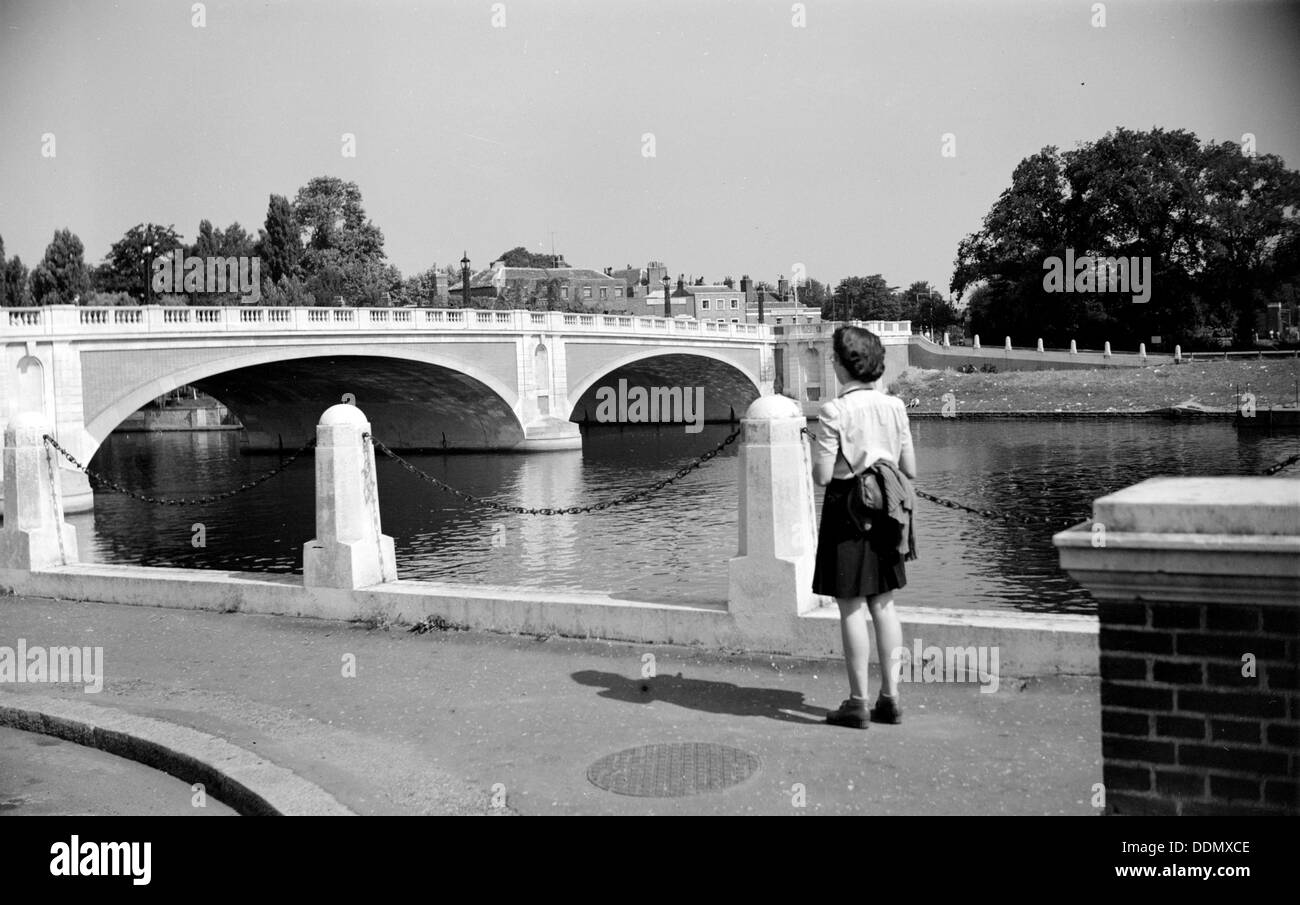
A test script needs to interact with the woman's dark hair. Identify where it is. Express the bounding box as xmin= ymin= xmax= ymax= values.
xmin=832 ymin=326 xmax=886 ymax=383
